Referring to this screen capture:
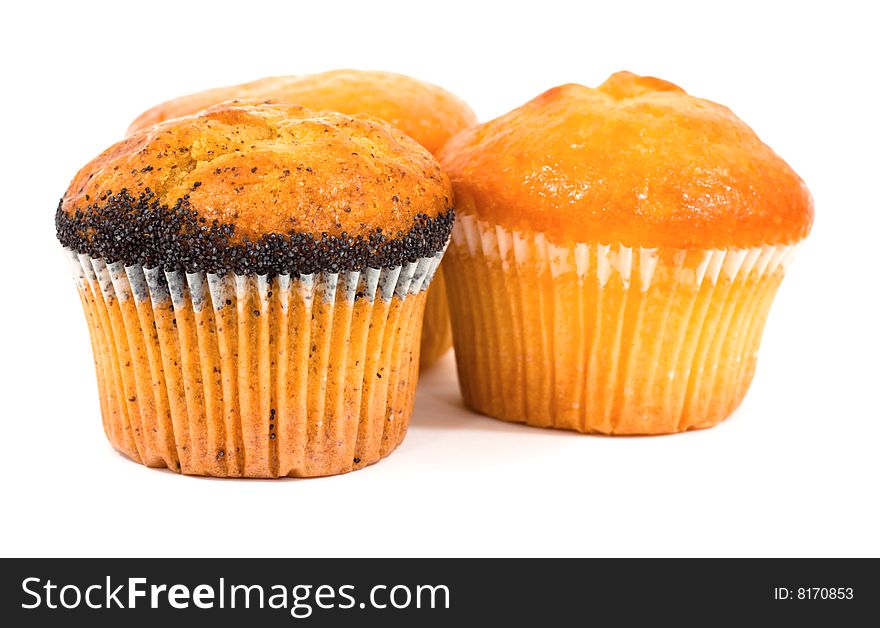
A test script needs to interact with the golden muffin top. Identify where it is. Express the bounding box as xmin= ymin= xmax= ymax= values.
xmin=439 ymin=72 xmax=813 ymax=249
xmin=128 ymin=69 xmax=478 ymax=156
xmin=57 ymin=102 xmax=454 ymax=275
